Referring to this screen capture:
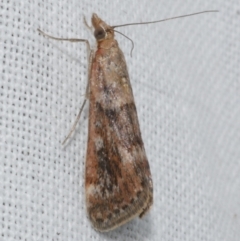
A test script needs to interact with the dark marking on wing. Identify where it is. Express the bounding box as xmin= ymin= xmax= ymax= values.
xmin=93 ymin=101 xmax=146 ymax=197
